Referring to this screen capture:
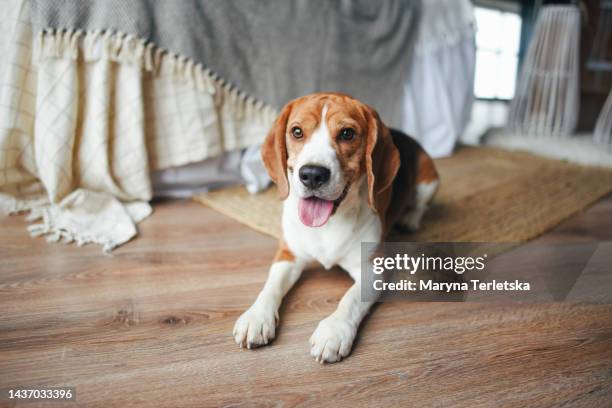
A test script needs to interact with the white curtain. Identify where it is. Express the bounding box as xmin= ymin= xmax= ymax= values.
xmin=402 ymin=0 xmax=476 ymax=158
